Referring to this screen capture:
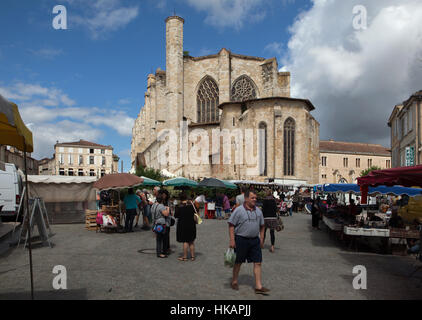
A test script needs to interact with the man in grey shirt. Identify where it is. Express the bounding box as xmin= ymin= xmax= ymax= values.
xmin=228 ymin=189 xmax=269 ymax=295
